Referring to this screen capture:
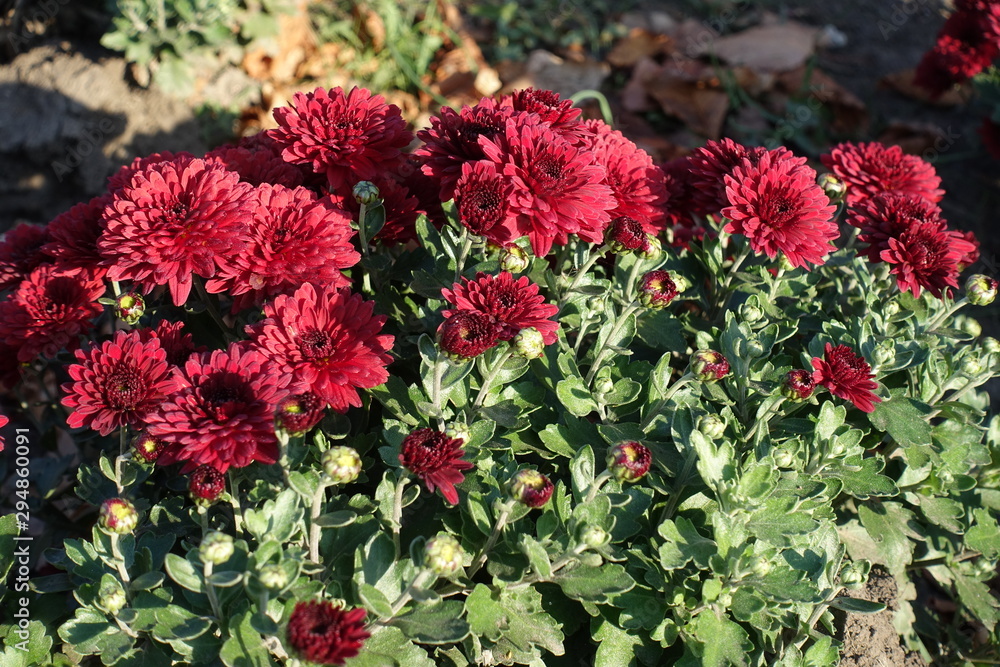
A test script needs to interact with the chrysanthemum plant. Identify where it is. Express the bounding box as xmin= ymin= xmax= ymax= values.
xmin=3 ymin=86 xmax=1000 ymax=666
